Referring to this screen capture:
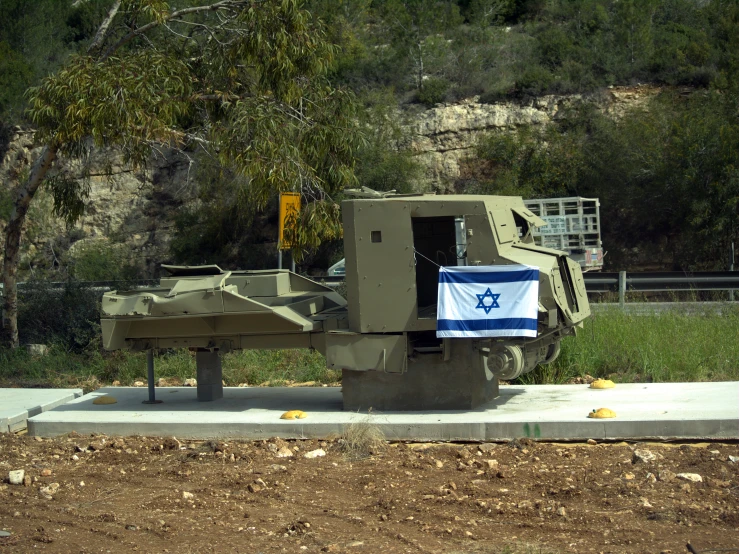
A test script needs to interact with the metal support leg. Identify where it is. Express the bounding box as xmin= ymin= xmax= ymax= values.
xmin=278 ymin=250 xmax=283 ymax=269
xmin=142 ymin=349 xmax=162 ymax=404
xmin=196 ymin=349 xmax=223 ymax=402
